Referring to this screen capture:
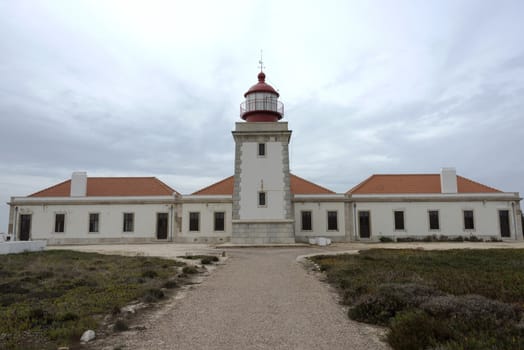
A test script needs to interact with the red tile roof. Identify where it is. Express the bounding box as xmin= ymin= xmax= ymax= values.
xmin=29 ymin=177 xmax=178 ymax=197
xmin=347 ymin=174 xmax=501 ymax=194
xmin=192 ymin=174 xmax=335 ymax=195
